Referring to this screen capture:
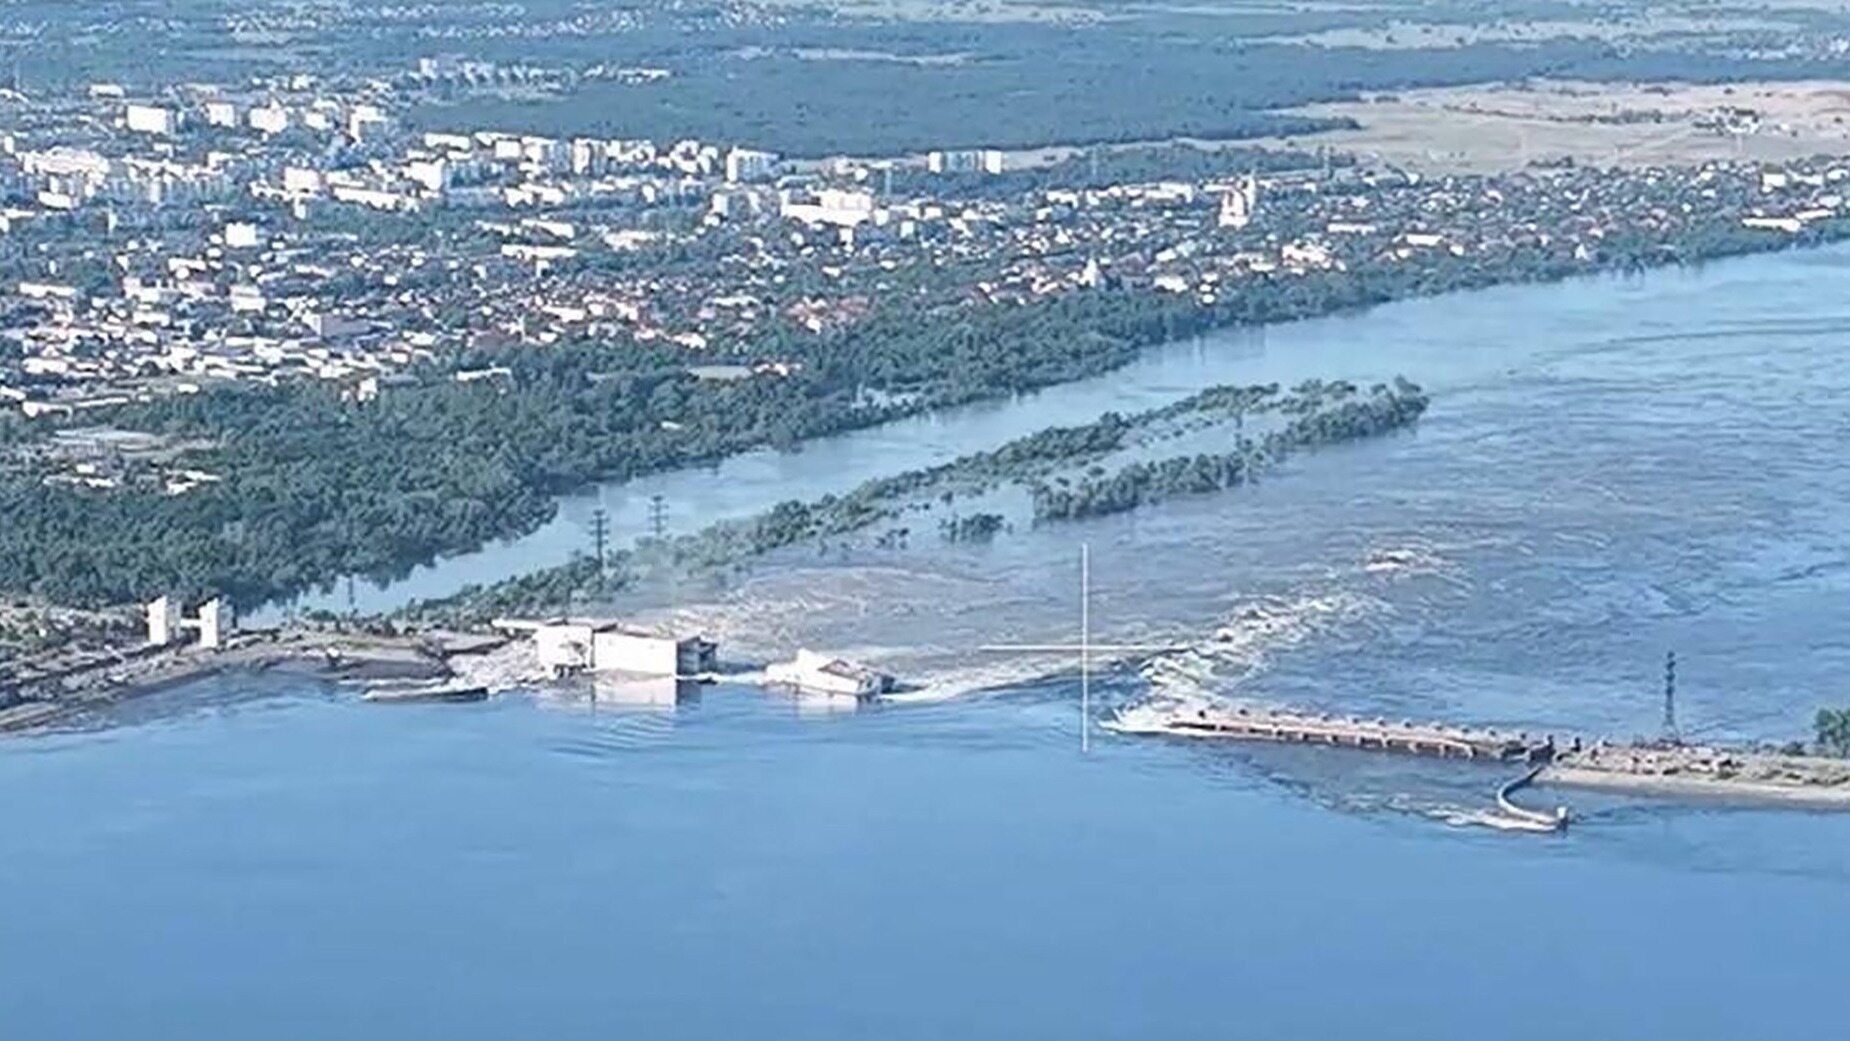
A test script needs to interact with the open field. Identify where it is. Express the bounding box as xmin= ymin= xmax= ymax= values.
xmin=1259 ymin=79 xmax=1850 ymax=173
